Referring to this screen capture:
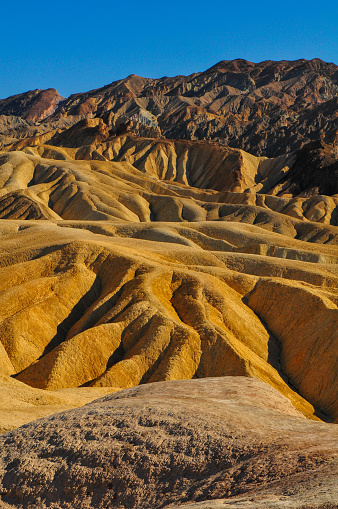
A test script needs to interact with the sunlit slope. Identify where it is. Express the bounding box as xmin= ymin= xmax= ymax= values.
xmin=0 ymin=219 xmax=336 ymax=421
xmin=0 ymin=137 xmax=337 ymax=424
xmin=0 ymin=143 xmax=337 ymax=228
